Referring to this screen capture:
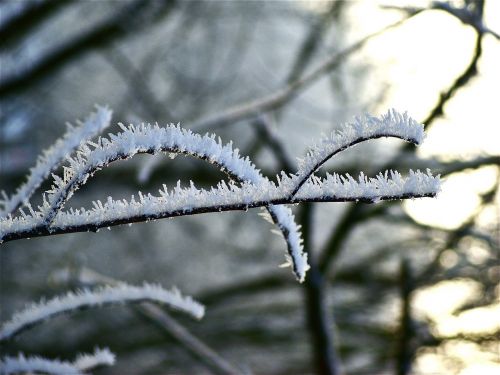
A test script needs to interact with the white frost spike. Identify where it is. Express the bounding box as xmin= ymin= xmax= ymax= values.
xmin=0 ymin=283 xmax=204 ymax=341
xmin=0 ymin=353 xmax=84 ymax=375
xmin=0 ymin=348 xmax=115 ymax=375
xmin=72 ymin=347 xmax=116 ymax=372
xmin=292 ymin=109 xmax=425 ymax=196
xmin=0 ymin=106 xmax=112 ymax=217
